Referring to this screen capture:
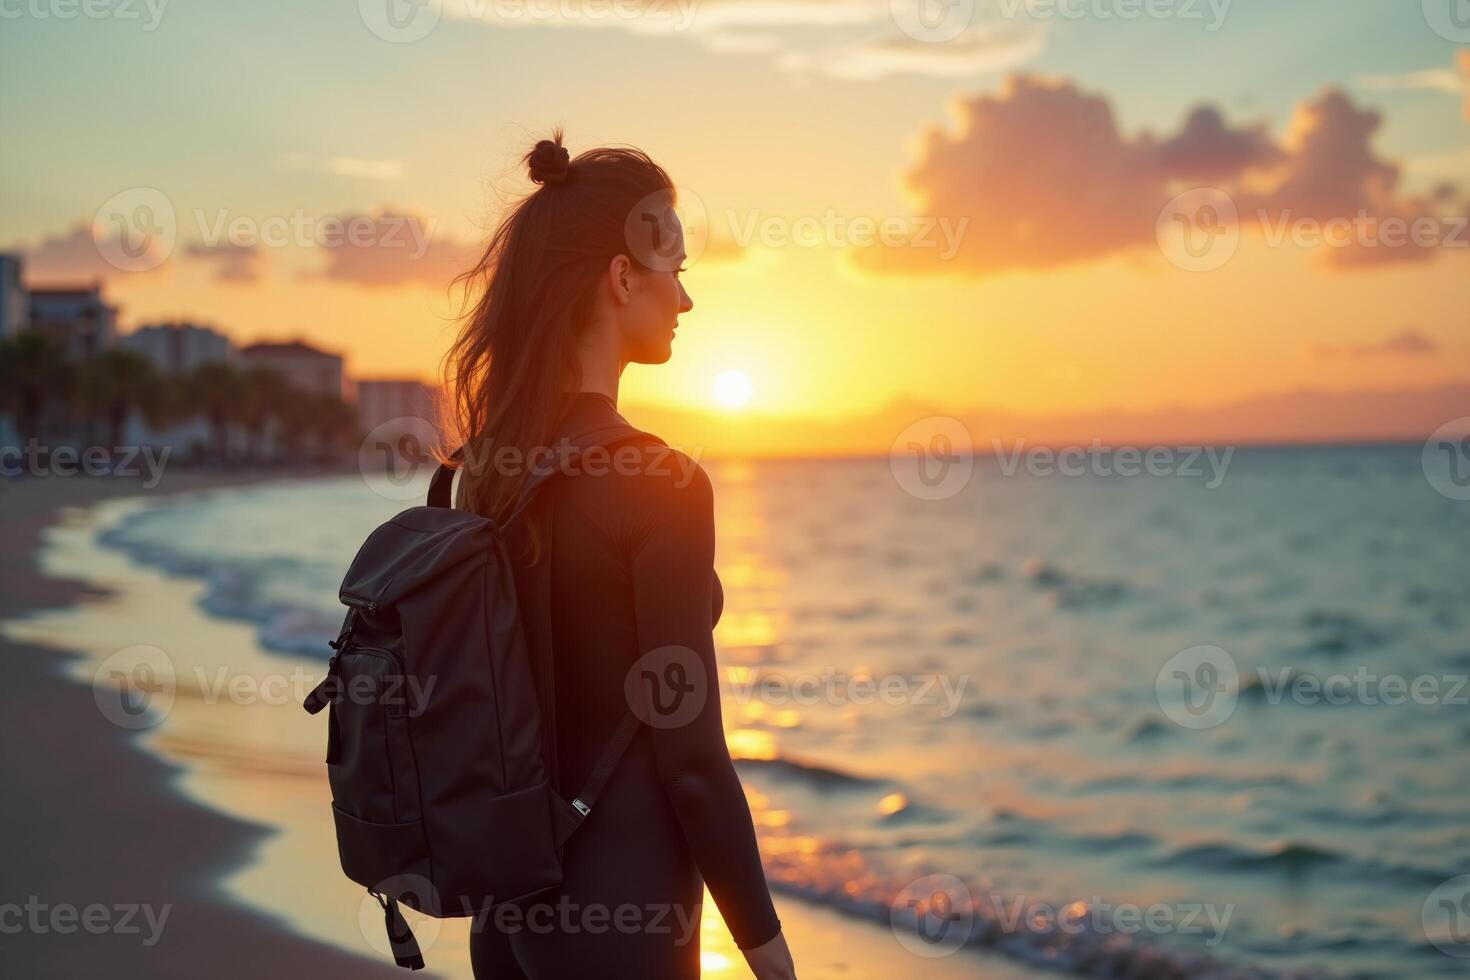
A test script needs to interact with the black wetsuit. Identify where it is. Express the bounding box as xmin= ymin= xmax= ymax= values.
xmin=468 ymin=392 xmax=781 ymax=978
